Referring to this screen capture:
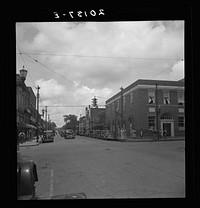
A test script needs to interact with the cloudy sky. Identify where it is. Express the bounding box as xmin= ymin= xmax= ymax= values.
xmin=16 ymin=21 xmax=184 ymax=127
